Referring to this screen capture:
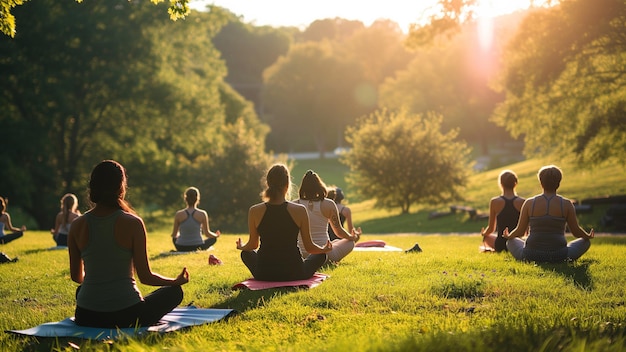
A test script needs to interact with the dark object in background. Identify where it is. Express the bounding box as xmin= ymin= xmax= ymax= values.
xmin=0 ymin=252 xmax=18 ymax=263
xmin=405 ymin=243 xmax=423 ymax=253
